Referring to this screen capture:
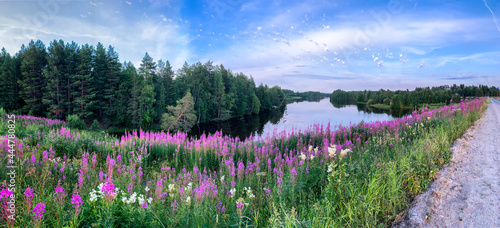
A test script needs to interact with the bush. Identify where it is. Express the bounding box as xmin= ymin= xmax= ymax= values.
xmin=90 ymin=119 xmax=100 ymax=131
xmin=66 ymin=114 xmax=86 ymax=130
xmin=366 ymin=99 xmax=374 ymax=105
